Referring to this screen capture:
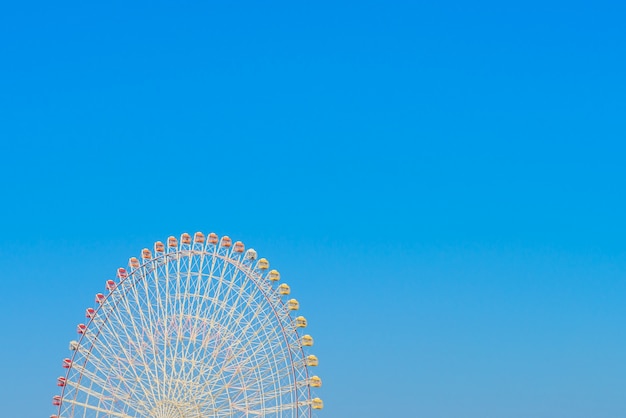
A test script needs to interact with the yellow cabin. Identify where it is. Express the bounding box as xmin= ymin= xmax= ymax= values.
xmin=194 ymin=232 xmax=205 ymax=244
xmin=167 ymin=236 xmax=178 ymax=247
xmin=141 ymin=248 xmax=152 ymax=259
xmin=306 ymin=355 xmax=318 ymax=367
xmin=154 ymin=241 xmax=165 ymax=252
xmin=295 ymin=316 xmax=307 ymax=328
xmin=287 ymin=299 xmax=299 ymax=310
xmin=278 ymin=283 xmax=290 ymax=295
xmin=310 ymin=376 xmax=322 ymax=388
xmin=233 ymin=241 xmax=245 ymax=253
xmin=312 ymin=398 xmax=323 ymax=410
xmin=181 ymin=233 xmax=192 ymax=245
xmin=257 ymin=258 xmax=269 ymax=270
xmin=301 ymin=335 xmax=314 ymax=347
xmin=129 ymin=257 xmax=140 ymax=269
xmin=268 ymin=269 xmax=280 ymax=282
